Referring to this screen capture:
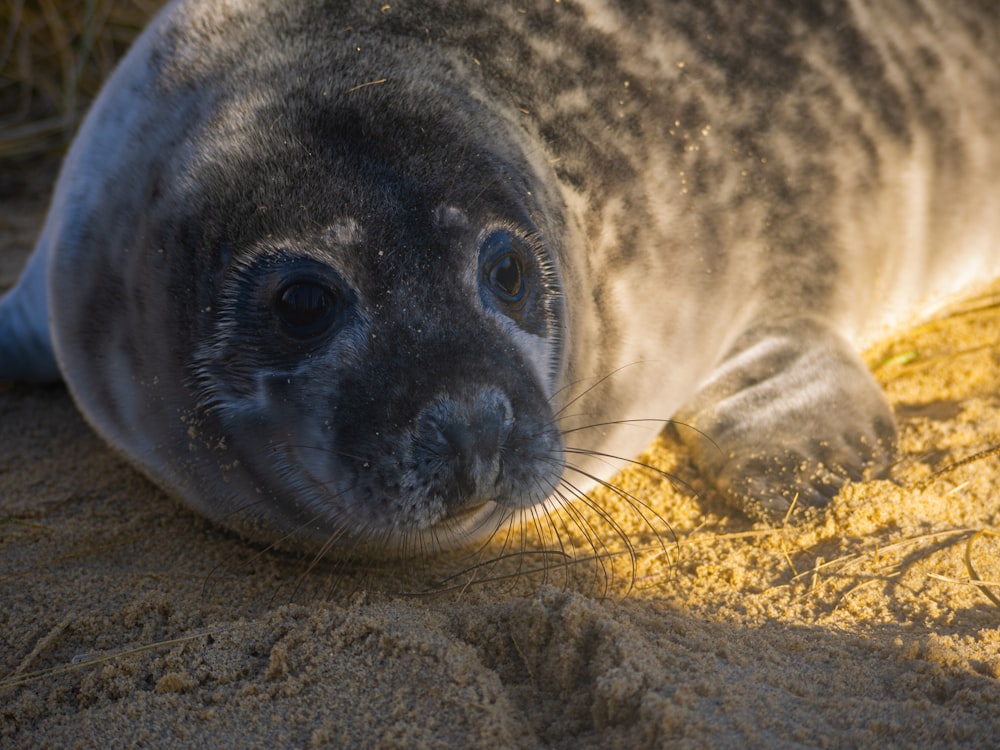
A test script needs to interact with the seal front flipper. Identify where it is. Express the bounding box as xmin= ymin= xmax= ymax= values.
xmin=0 ymin=232 xmax=60 ymax=382
xmin=674 ymin=318 xmax=897 ymax=524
